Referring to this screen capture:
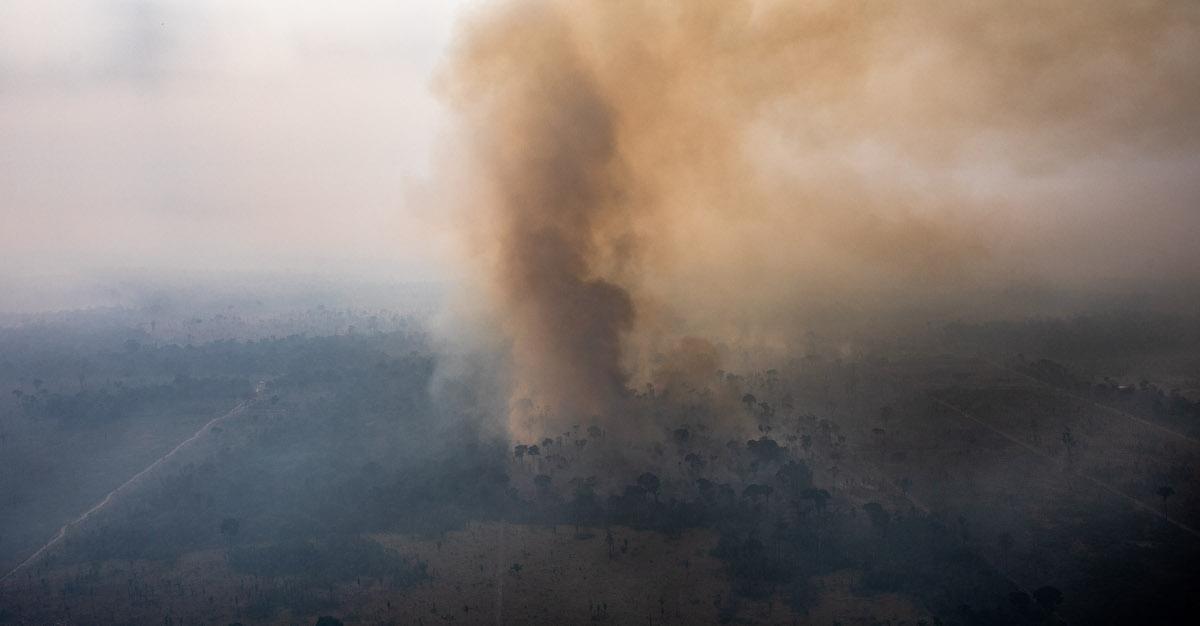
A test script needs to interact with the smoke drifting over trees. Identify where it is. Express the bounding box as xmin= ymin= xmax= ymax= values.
xmin=439 ymin=0 xmax=1200 ymax=434
xmin=5 ymin=3 xmax=1200 ymax=624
